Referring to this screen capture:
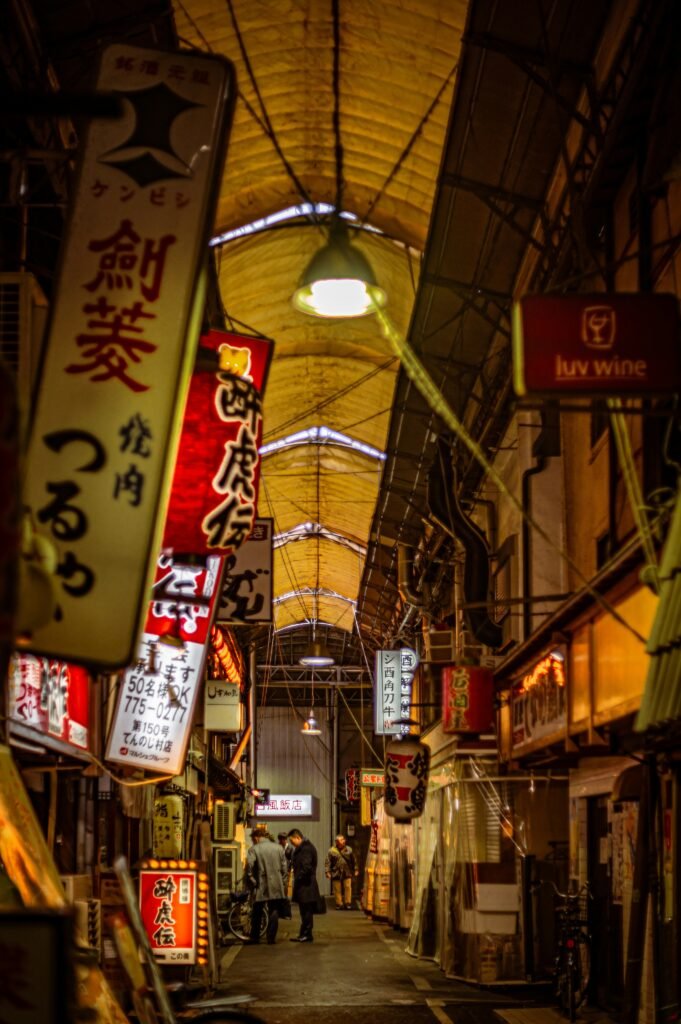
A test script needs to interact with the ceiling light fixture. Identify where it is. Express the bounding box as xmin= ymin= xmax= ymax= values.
xmin=300 ymin=709 xmax=322 ymax=736
xmin=299 ymin=639 xmax=335 ymax=668
xmin=292 ymin=217 xmax=387 ymax=318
